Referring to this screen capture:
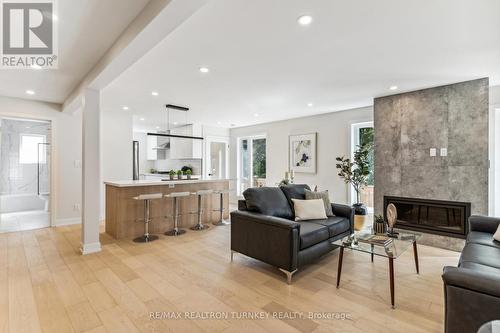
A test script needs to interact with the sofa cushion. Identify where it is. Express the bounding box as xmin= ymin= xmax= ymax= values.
xmin=307 ymin=216 xmax=350 ymax=238
xmin=459 ymin=243 xmax=500 ymax=269
xmin=298 ymin=222 xmax=330 ymax=250
xmin=459 ymin=261 xmax=500 ymax=276
xmin=305 ymin=189 xmax=334 ymax=216
xmin=280 ymin=184 xmax=311 ymax=216
xmin=292 ymin=199 xmax=327 ymax=221
xmin=243 ymin=187 xmax=293 ymax=220
xmin=467 ymin=231 xmax=500 ymax=250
